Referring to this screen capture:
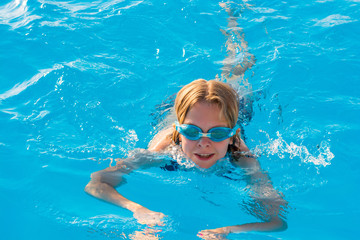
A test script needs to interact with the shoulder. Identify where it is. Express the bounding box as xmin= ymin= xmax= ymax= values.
xmin=231 ymin=152 xmax=260 ymax=169
xmin=230 ymin=139 xmax=260 ymax=169
xmin=148 ymin=127 xmax=174 ymax=152
xmin=237 ymin=138 xmax=250 ymax=152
